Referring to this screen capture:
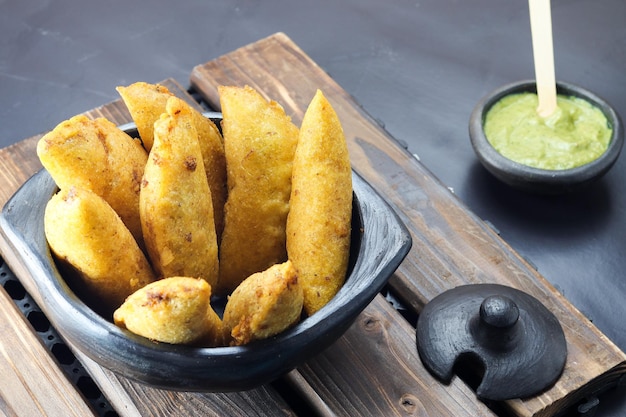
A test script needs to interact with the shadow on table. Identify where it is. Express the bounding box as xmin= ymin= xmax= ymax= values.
xmin=462 ymin=161 xmax=613 ymax=241
xmin=598 ymin=384 xmax=626 ymax=416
